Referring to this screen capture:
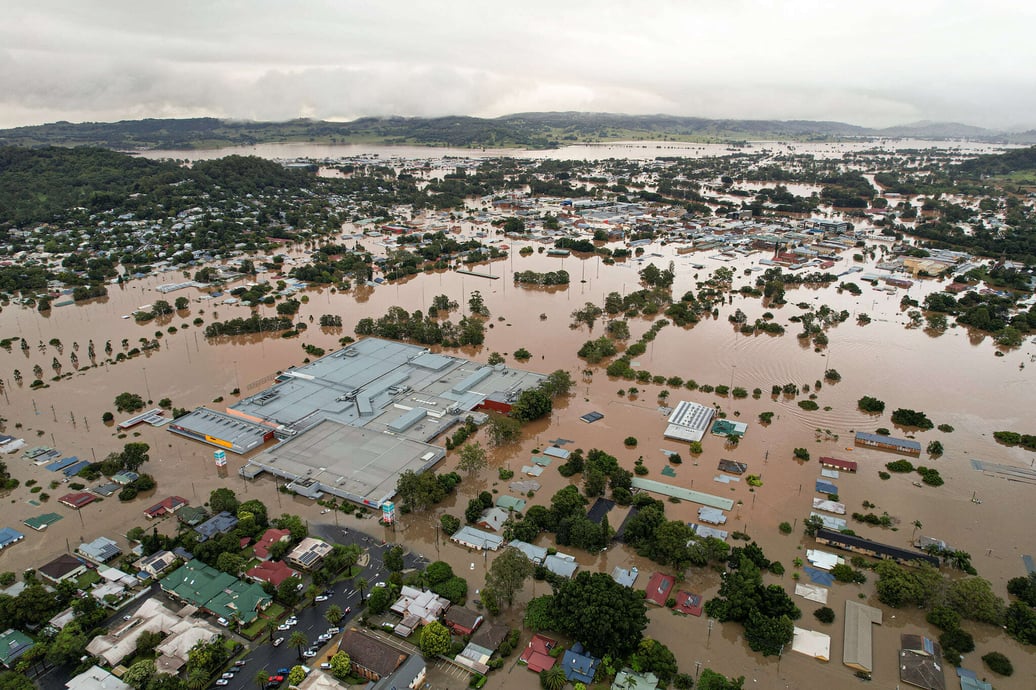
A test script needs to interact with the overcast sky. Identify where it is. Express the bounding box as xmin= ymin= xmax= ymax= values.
xmin=1 ymin=1 xmax=1033 ymax=130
